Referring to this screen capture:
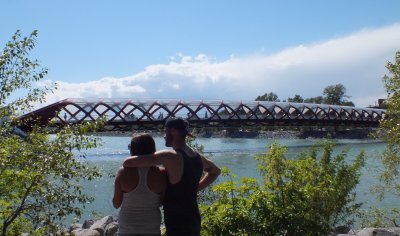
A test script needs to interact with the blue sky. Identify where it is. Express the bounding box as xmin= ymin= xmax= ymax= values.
xmin=1 ymin=0 xmax=400 ymax=107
